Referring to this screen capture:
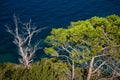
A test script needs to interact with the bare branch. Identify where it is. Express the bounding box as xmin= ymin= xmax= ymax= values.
xmin=94 ymin=54 xmax=109 ymax=58
xmin=59 ymin=55 xmax=71 ymax=66
xmin=7 ymin=15 xmax=44 ymax=69
xmin=61 ymin=45 xmax=72 ymax=54
xmin=101 ymin=26 xmax=111 ymax=43
xmin=92 ymin=59 xmax=109 ymax=74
